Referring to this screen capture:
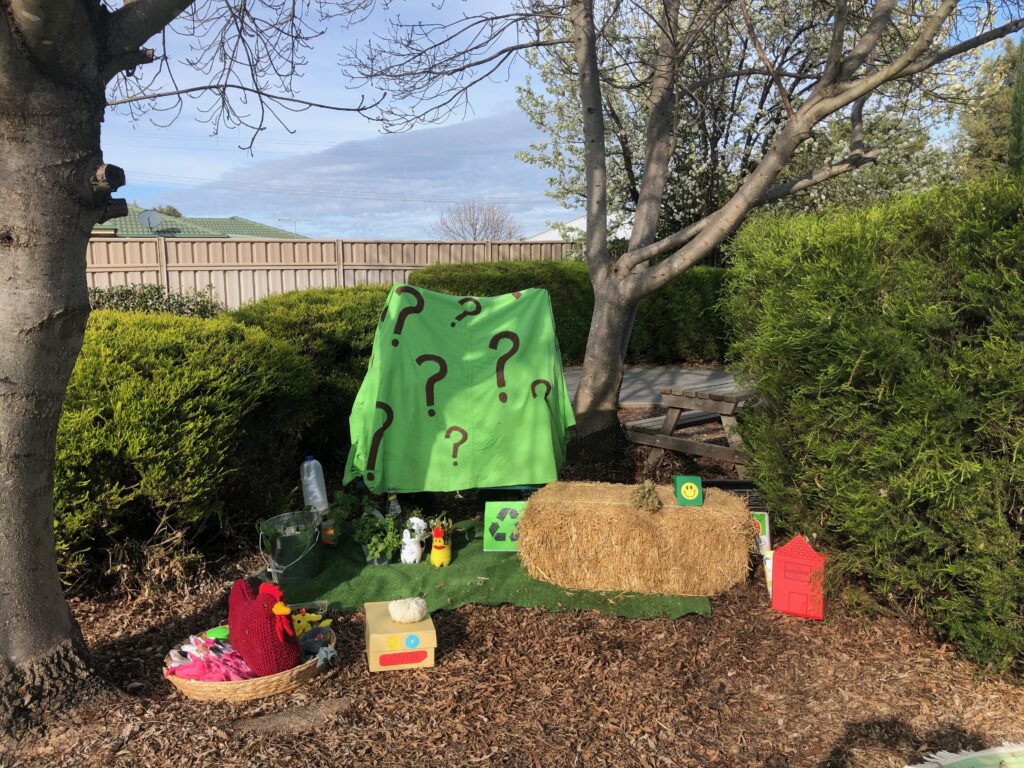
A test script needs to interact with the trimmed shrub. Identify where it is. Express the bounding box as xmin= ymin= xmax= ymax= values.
xmin=409 ymin=260 xmax=730 ymax=364
xmin=726 ymin=177 xmax=1024 ymax=670
xmin=56 ymin=311 xmax=317 ymax=581
xmin=232 ymin=286 xmax=391 ymax=466
xmin=89 ymin=283 xmax=224 ymax=317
